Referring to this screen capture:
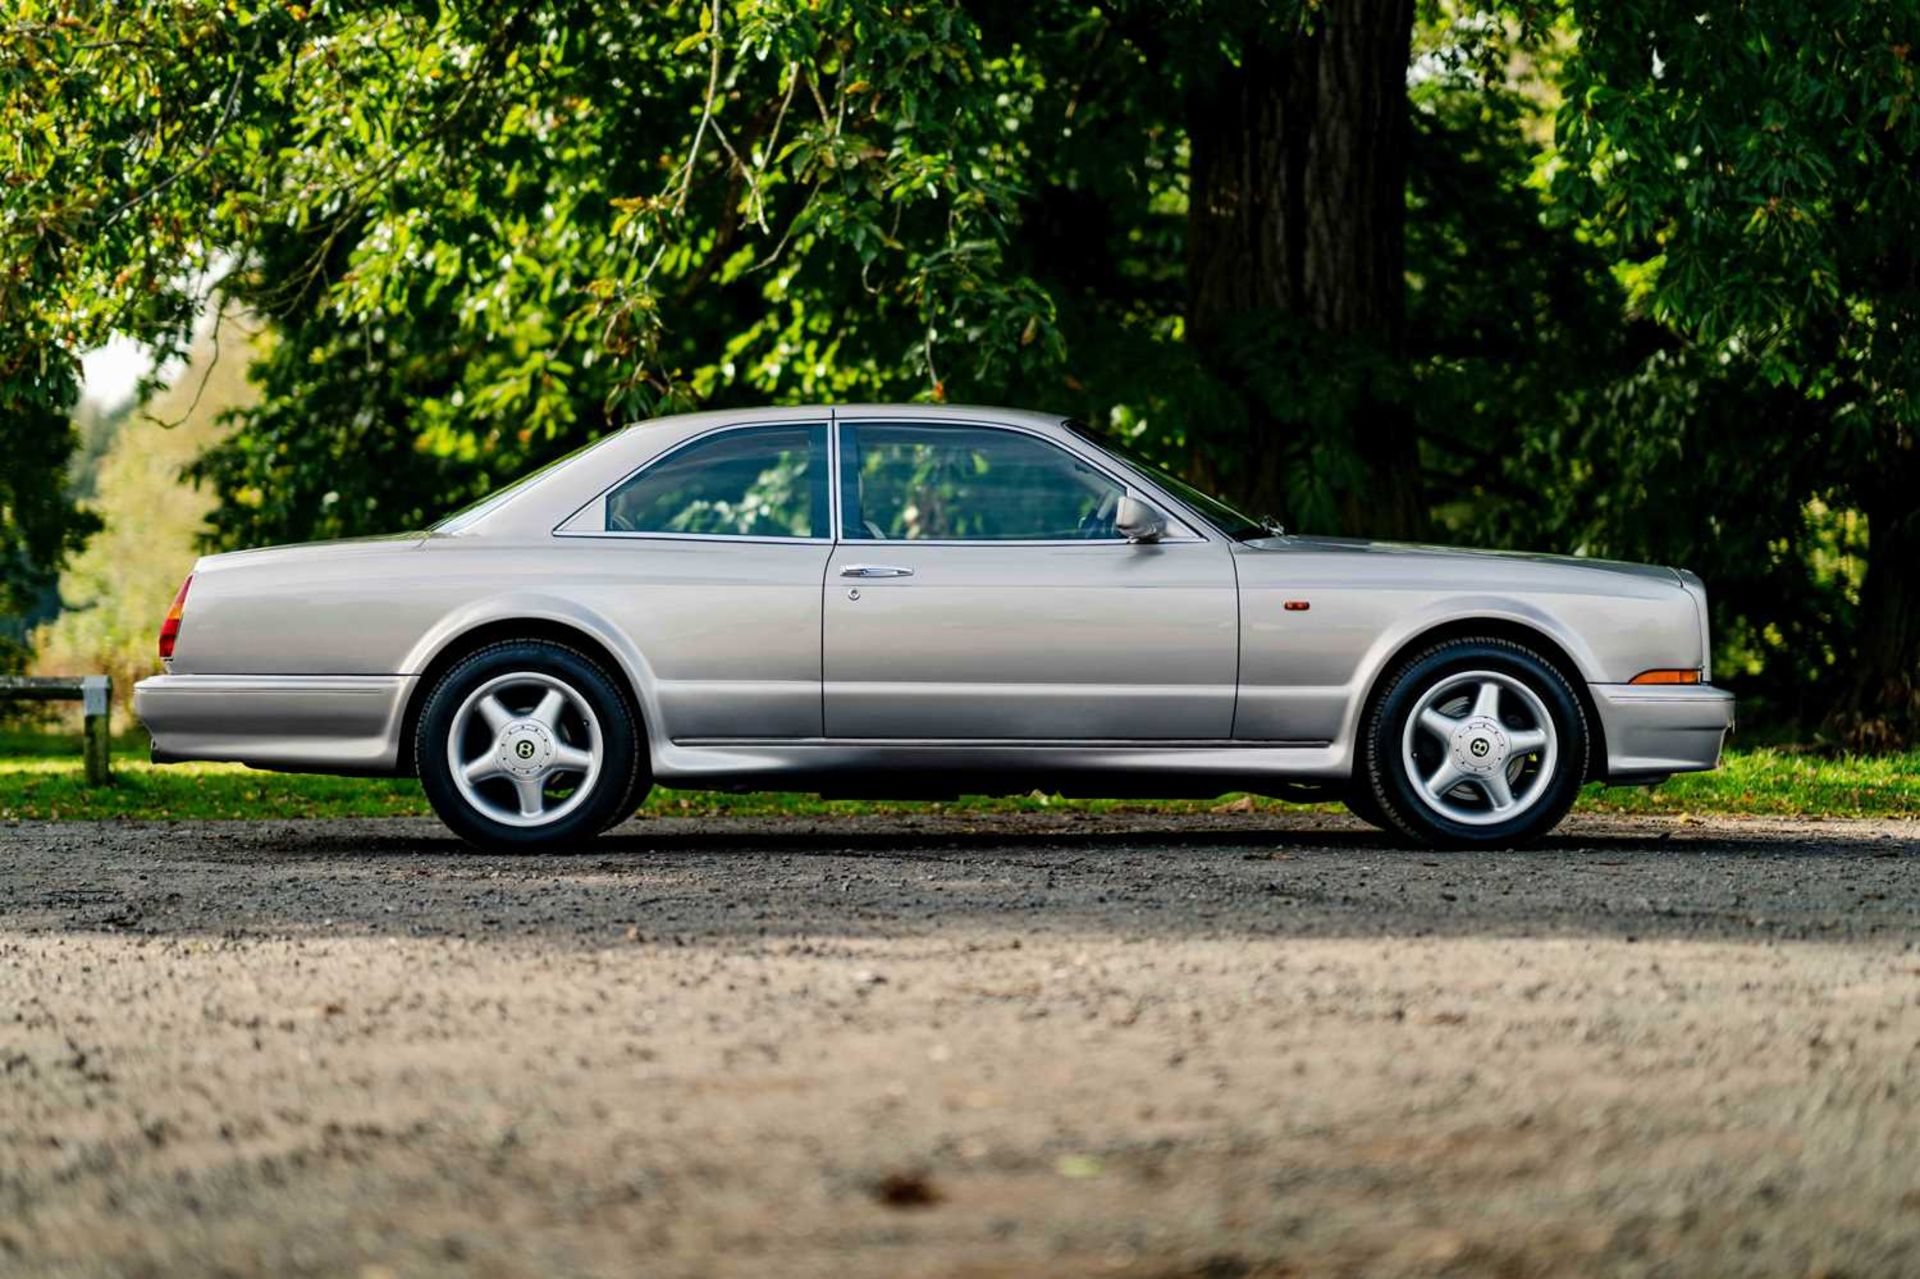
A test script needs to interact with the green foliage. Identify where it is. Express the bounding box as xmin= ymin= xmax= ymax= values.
xmin=173 ymin=0 xmax=1066 ymax=545
xmin=0 ymin=372 xmax=98 ymax=673
xmin=1556 ymin=0 xmax=1920 ymax=744
xmin=1519 ymin=349 xmax=1863 ymax=722
xmin=1558 ymin=0 xmax=1920 ymax=416
xmin=1 ymin=1 xmax=257 ymax=649
xmin=1403 ymin=21 xmax=1637 ymax=539
xmin=30 ymin=322 xmax=253 ymax=703
xmin=154 ymin=0 xmax=1342 ymax=546
xmin=8 ymin=0 xmax=1918 ymax=744
xmin=6 ymin=1 xmax=1068 ymax=546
